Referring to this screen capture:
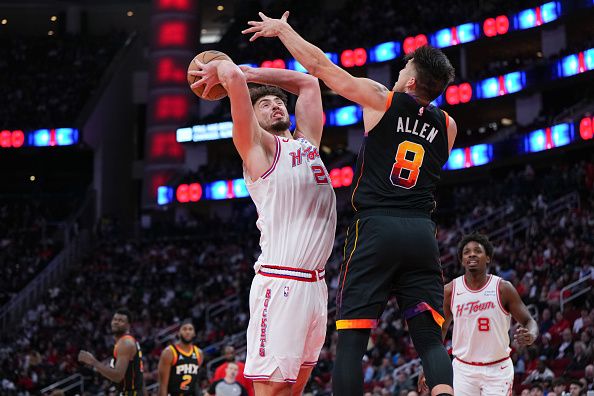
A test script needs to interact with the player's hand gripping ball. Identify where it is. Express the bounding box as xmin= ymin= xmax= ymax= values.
xmin=187 ymin=50 xmax=232 ymax=100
